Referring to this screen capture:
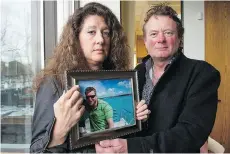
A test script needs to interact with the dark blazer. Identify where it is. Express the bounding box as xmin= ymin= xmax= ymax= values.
xmin=127 ymin=52 xmax=220 ymax=153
